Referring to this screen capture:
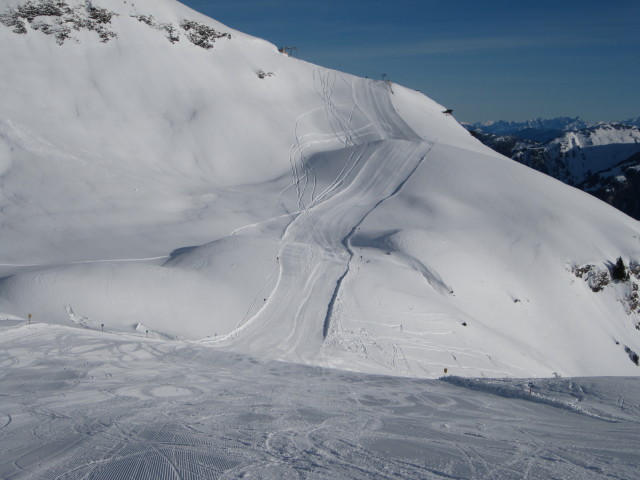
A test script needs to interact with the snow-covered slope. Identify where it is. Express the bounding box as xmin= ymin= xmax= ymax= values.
xmin=1 ymin=0 xmax=639 ymax=378
xmin=467 ymin=122 xmax=640 ymax=219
